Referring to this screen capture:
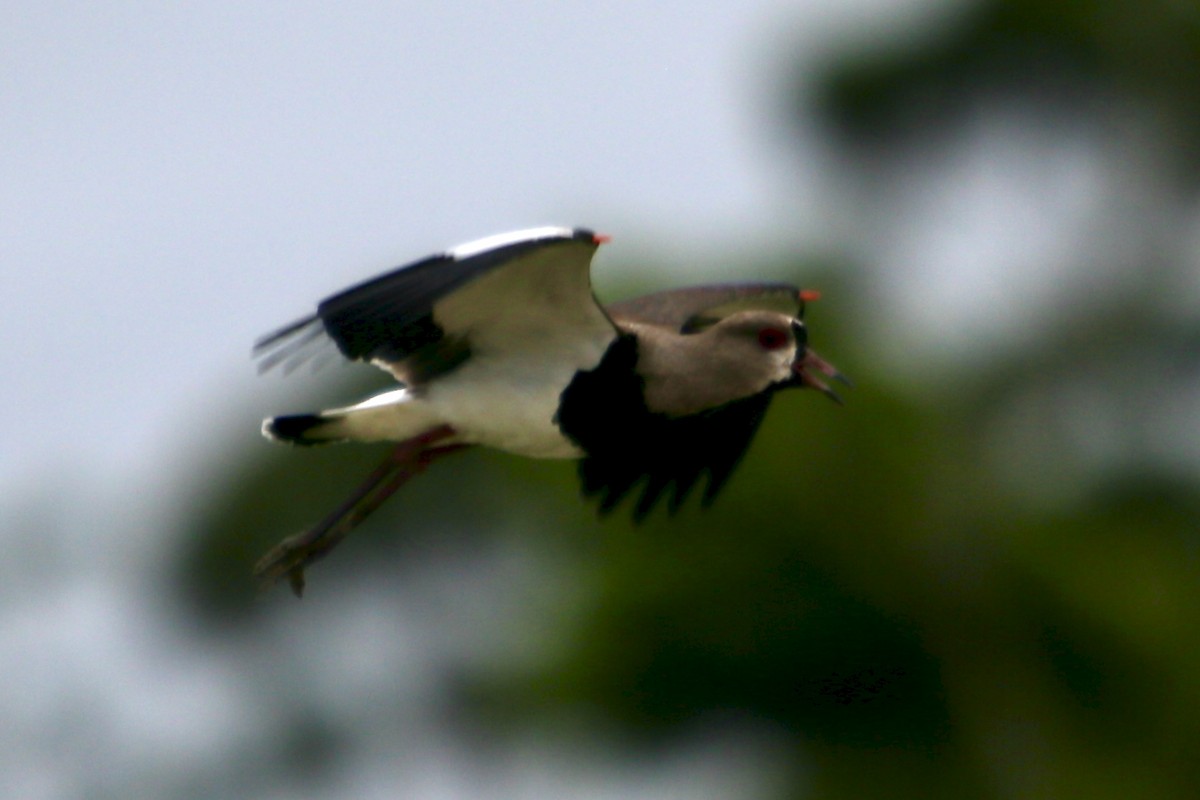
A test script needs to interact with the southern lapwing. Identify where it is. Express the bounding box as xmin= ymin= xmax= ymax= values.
xmin=254 ymin=227 xmax=846 ymax=595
